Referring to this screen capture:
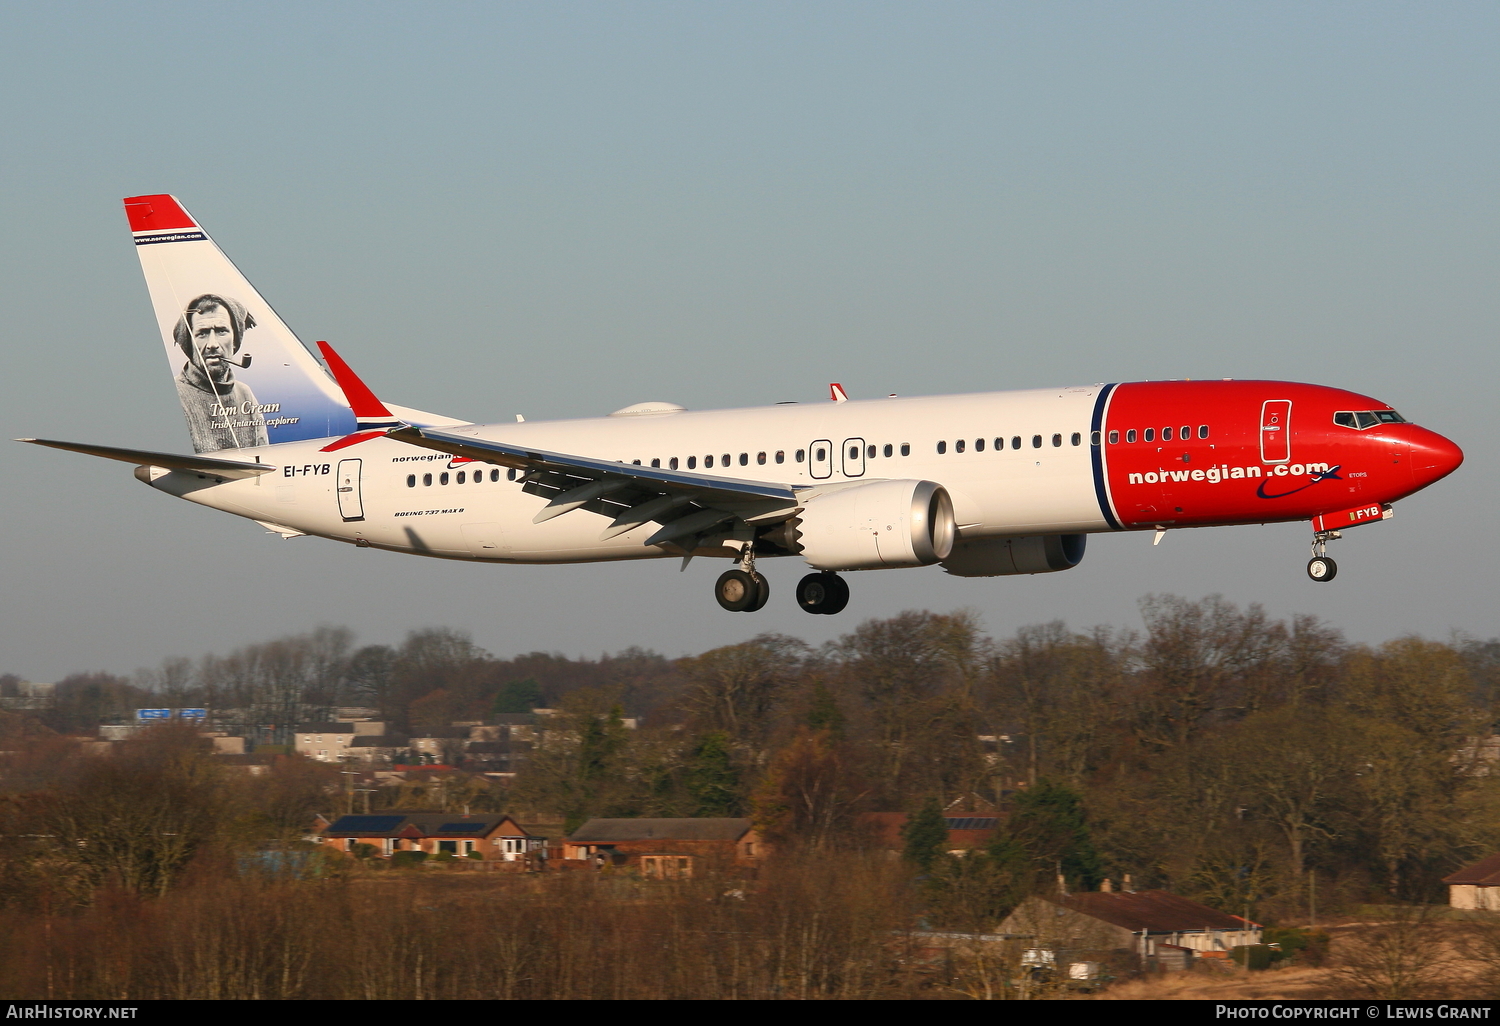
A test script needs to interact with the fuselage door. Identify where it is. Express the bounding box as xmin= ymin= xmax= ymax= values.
xmin=842 ymin=437 xmax=866 ymax=478
xmin=1260 ymin=400 xmax=1291 ymax=464
xmin=336 ymin=458 xmax=365 ymax=521
xmin=809 ymin=439 xmax=833 ymax=480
